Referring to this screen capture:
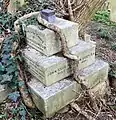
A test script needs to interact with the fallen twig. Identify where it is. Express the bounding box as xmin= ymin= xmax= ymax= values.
xmin=67 ymin=0 xmax=74 ymax=21
xmin=71 ymin=102 xmax=96 ymax=120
